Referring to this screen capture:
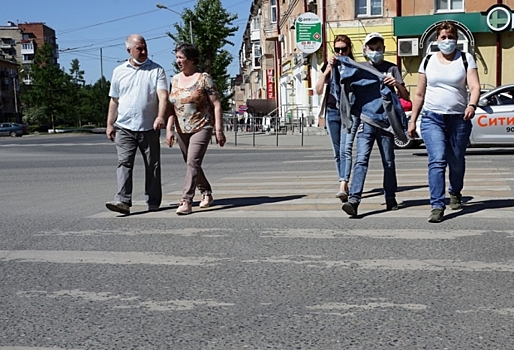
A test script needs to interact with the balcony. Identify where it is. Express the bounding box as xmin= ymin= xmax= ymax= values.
xmin=21 ymin=46 xmax=34 ymax=55
xmin=0 ymin=42 xmax=13 ymax=49
xmin=250 ymin=29 xmax=261 ymax=41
